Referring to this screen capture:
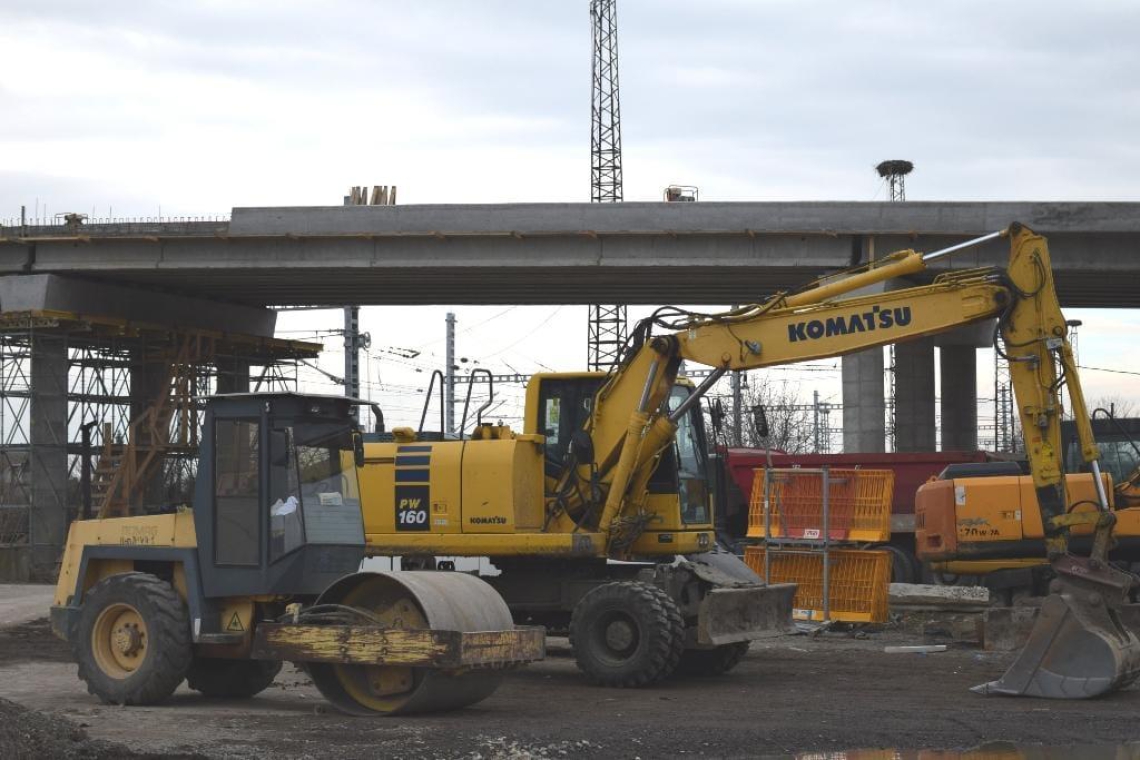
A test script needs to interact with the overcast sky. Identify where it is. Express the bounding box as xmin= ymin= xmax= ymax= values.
xmin=2 ymin=1 xmax=1138 ymax=437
